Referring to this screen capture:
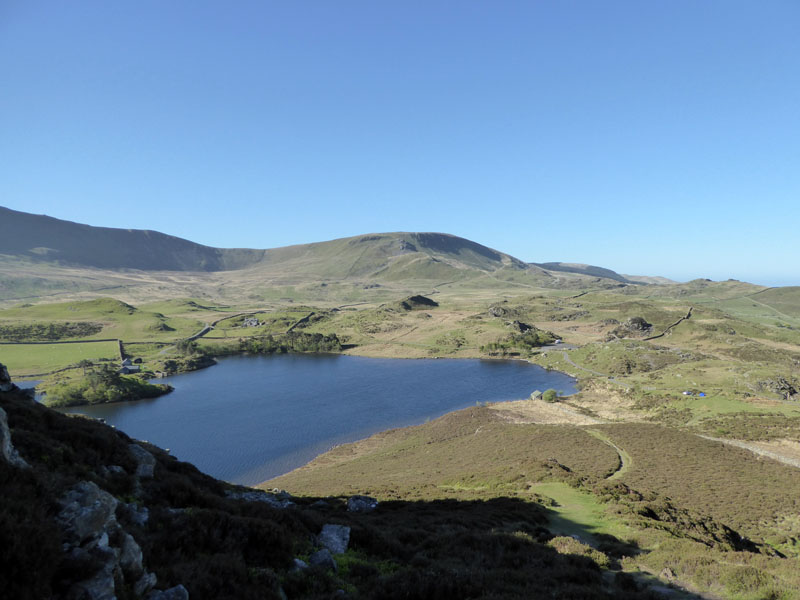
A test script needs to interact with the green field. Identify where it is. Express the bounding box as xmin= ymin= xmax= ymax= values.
xmin=0 ymin=341 xmax=120 ymax=377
